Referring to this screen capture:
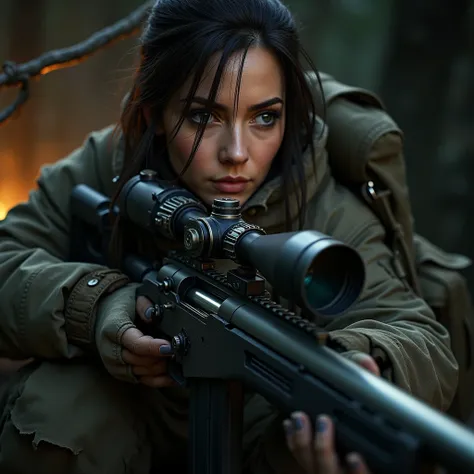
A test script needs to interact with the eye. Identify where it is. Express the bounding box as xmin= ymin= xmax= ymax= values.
xmin=254 ymin=111 xmax=280 ymax=127
xmin=189 ymin=110 xmax=215 ymax=125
